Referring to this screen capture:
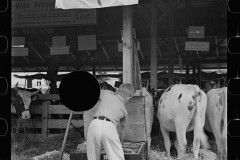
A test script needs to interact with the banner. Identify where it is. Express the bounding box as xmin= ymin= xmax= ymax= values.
xmin=55 ymin=0 xmax=138 ymax=9
xmin=12 ymin=0 xmax=97 ymax=27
